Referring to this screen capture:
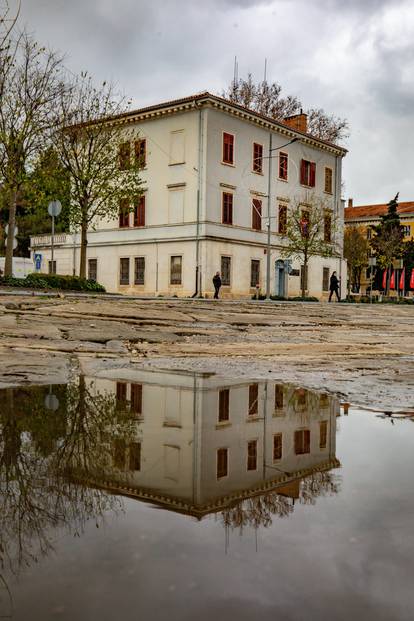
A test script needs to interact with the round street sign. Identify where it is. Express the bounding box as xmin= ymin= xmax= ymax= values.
xmin=44 ymin=394 xmax=60 ymax=411
xmin=12 ymin=238 xmax=18 ymax=250
xmin=4 ymin=224 xmax=18 ymax=236
xmin=48 ymin=200 xmax=62 ymax=217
